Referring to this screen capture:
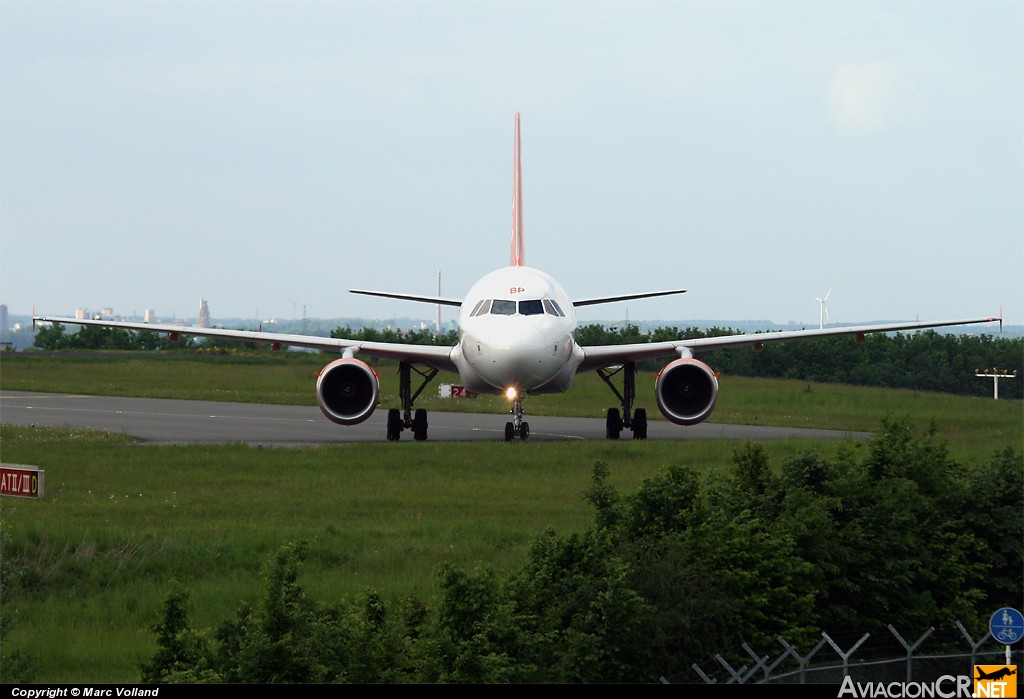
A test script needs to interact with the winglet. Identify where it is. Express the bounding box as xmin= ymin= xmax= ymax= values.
xmin=510 ymin=112 xmax=524 ymax=267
